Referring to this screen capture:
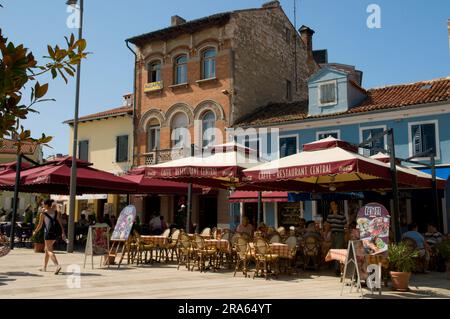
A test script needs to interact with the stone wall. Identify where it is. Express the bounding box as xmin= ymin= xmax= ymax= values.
xmin=231 ymin=5 xmax=318 ymax=123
